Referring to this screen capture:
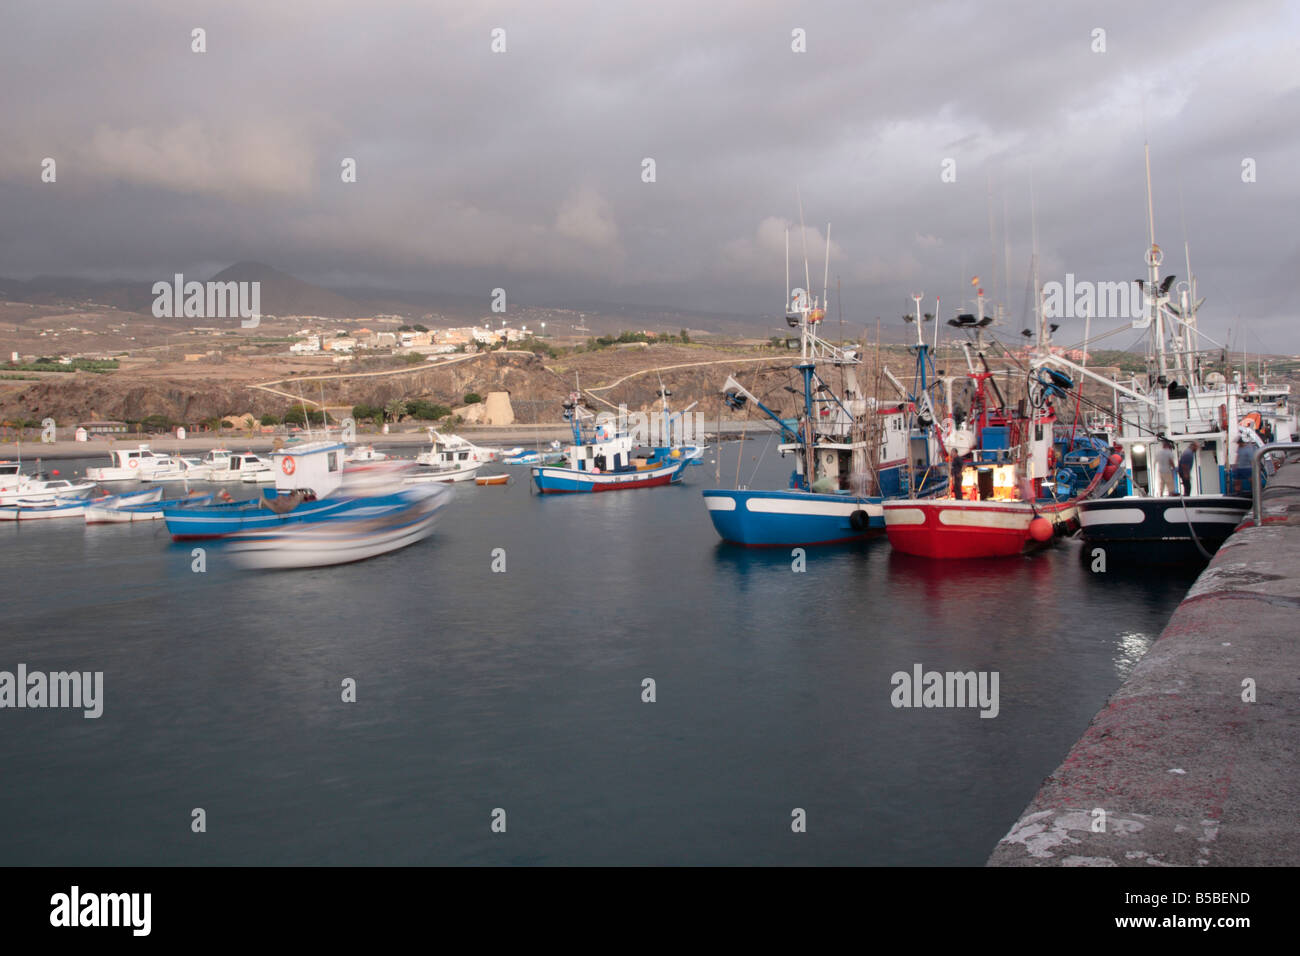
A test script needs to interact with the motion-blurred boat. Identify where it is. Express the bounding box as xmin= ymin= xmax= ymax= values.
xmin=223 ymin=483 xmax=450 ymax=569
